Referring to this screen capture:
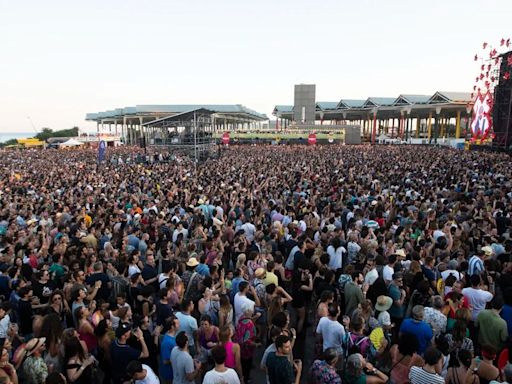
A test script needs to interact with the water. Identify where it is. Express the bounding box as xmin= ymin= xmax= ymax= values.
xmin=0 ymin=132 xmax=35 ymax=143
